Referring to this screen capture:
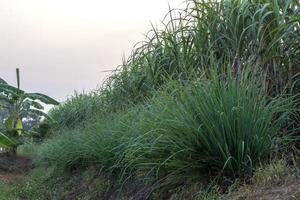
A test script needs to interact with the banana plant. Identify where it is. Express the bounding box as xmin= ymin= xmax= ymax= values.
xmin=0 ymin=68 xmax=59 ymax=150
